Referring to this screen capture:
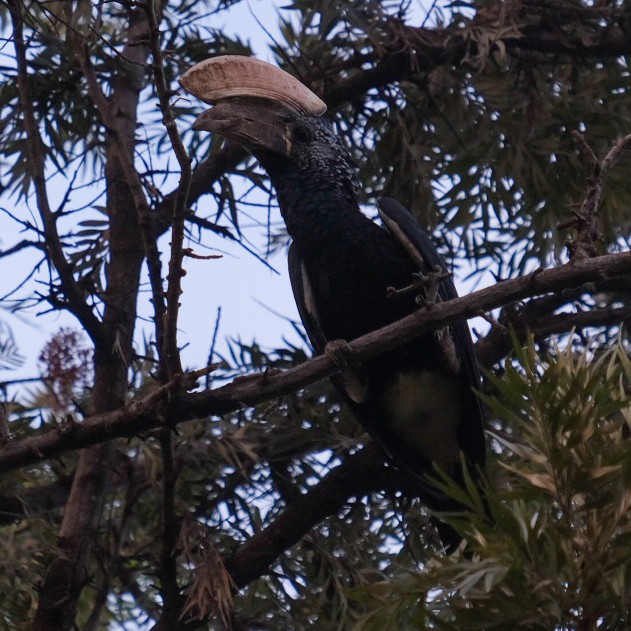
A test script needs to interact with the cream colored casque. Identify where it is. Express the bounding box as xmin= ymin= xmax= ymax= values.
xmin=179 ymin=55 xmax=326 ymax=115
